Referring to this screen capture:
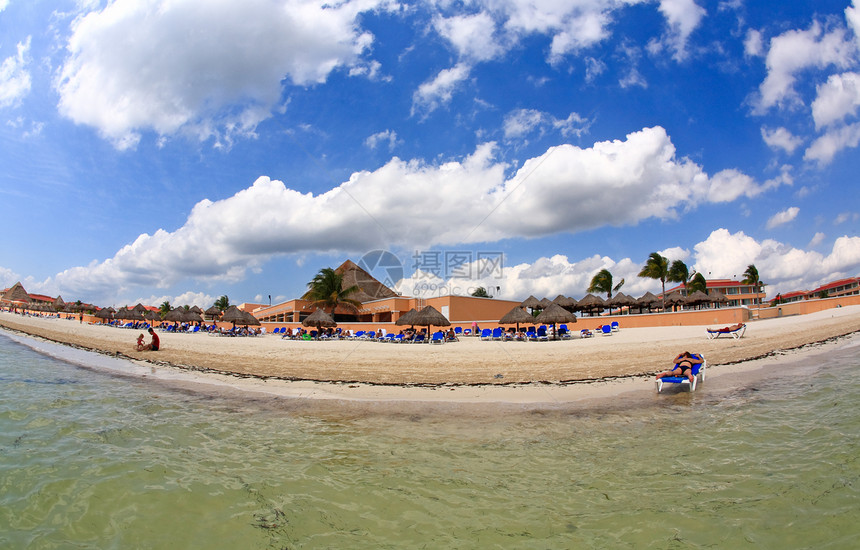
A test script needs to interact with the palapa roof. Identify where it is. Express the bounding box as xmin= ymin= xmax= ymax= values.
xmin=535 ymin=303 xmax=577 ymax=324
xmin=637 ymin=291 xmax=661 ymax=305
xmin=552 ymin=294 xmax=577 ymax=308
xmin=303 ymin=308 xmax=337 ymax=327
xmin=499 ymin=306 xmax=534 ymax=325
xmin=520 ymin=295 xmax=541 ymax=308
xmin=2 ymin=282 xmax=31 ymax=303
xmin=320 ymin=259 xmax=399 ymax=303
xmin=395 ymin=308 xmax=420 ymax=326
xmin=685 ymin=290 xmax=712 ymax=304
xmin=576 ymin=293 xmax=606 ymax=310
xmin=412 ymin=305 xmax=451 ymax=327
